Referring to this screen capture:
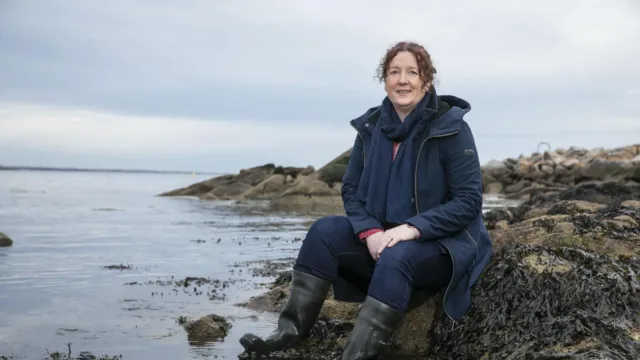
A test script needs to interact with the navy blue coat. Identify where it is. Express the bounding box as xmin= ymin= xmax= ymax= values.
xmin=340 ymin=94 xmax=493 ymax=322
